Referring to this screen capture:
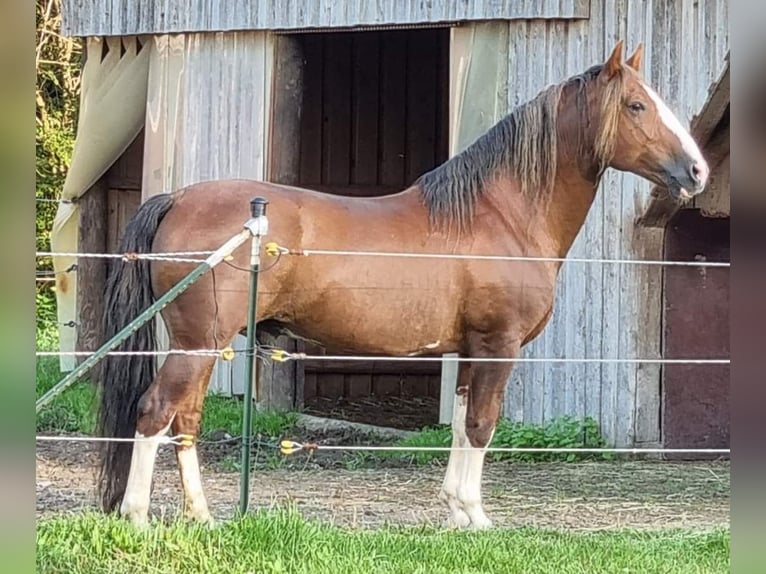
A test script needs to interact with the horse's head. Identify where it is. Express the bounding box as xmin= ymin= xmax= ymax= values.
xmin=595 ymin=41 xmax=709 ymax=200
